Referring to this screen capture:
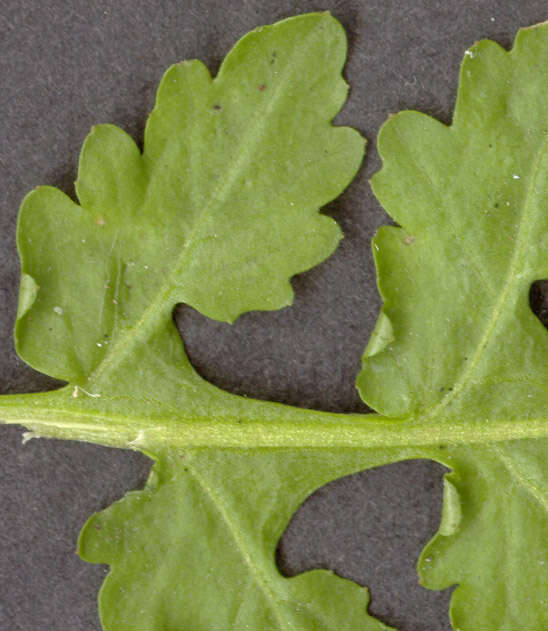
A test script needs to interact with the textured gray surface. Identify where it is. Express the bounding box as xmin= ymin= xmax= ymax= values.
xmin=0 ymin=2 xmax=546 ymax=630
